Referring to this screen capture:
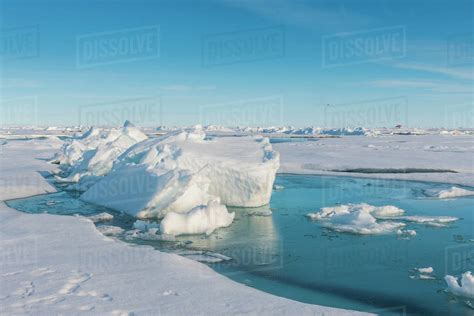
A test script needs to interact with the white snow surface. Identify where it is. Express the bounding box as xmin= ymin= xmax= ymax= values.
xmin=445 ymin=271 xmax=474 ymax=299
xmin=80 ymin=129 xmax=279 ymax=224
xmin=274 ymin=134 xmax=474 ymax=187
xmin=0 ymin=137 xmax=366 ymax=315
